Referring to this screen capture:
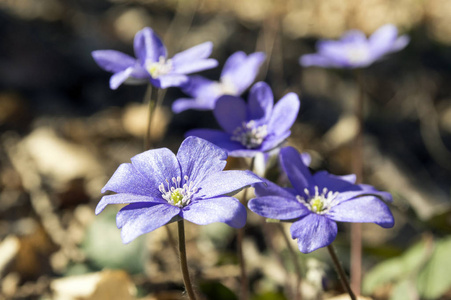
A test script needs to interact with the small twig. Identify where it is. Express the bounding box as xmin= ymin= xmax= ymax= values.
xmin=177 ymin=220 xmax=197 ymax=300
xmin=327 ymin=245 xmax=356 ymax=300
